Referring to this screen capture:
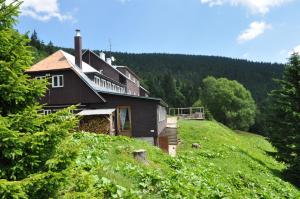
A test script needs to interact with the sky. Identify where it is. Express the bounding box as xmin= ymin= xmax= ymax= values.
xmin=13 ymin=0 xmax=300 ymax=63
